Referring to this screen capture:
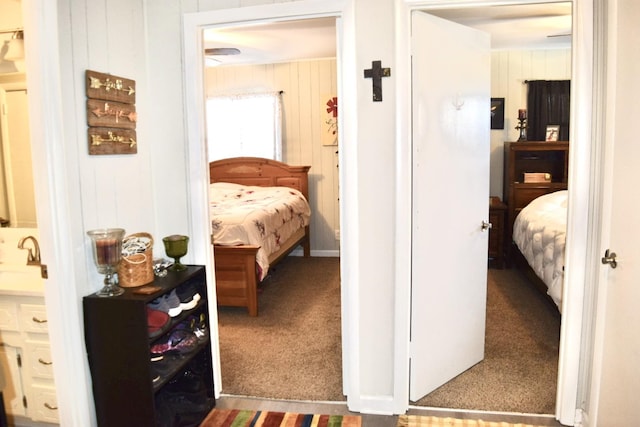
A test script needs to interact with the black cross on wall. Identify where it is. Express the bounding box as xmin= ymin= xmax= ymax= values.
xmin=364 ymin=60 xmax=391 ymax=102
